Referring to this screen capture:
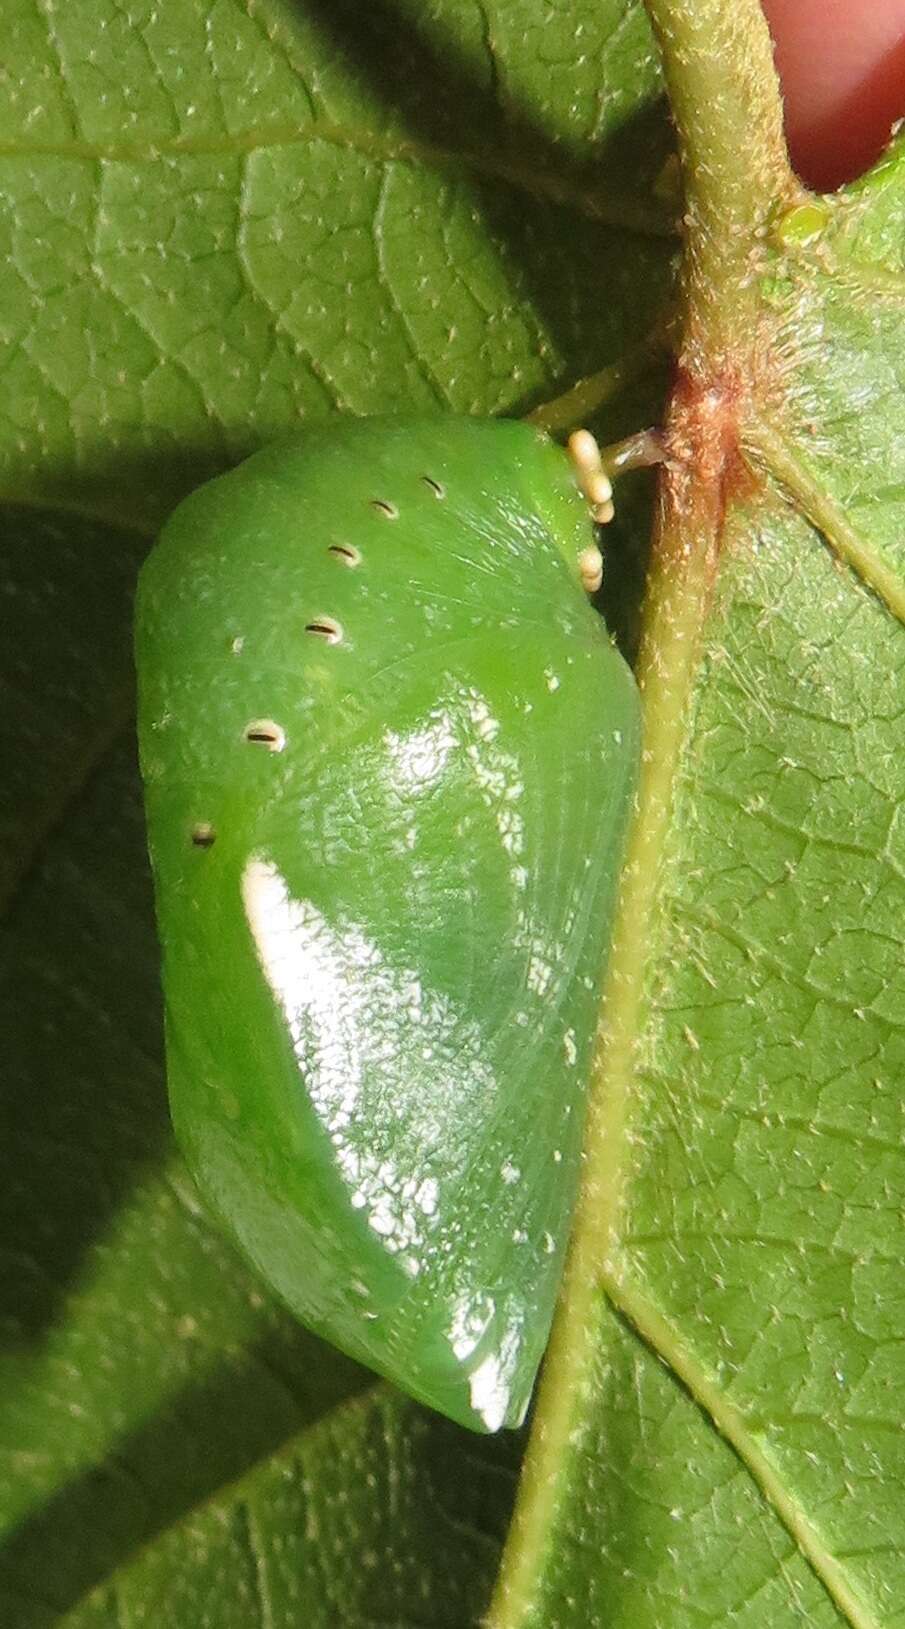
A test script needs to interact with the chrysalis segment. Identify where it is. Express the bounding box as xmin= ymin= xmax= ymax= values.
xmin=136 ymin=416 xmax=640 ymax=1432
